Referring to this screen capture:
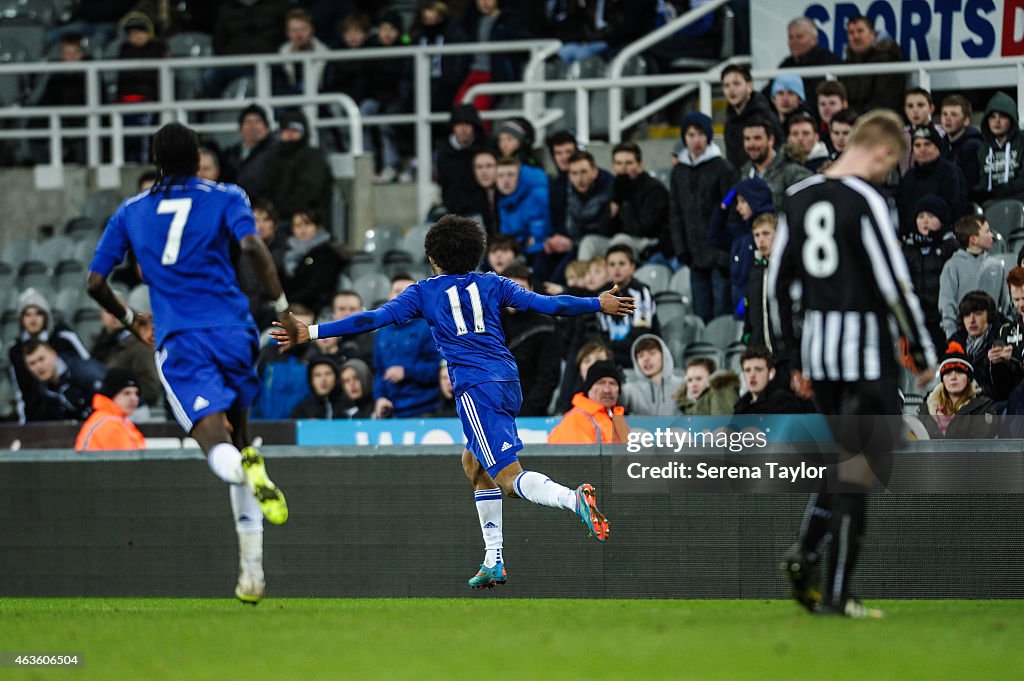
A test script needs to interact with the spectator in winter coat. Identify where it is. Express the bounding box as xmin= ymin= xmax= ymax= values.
xmin=362 ymin=11 xmax=411 ymax=183
xmin=708 ymin=177 xmax=775 ymax=317
xmin=291 ymin=356 xmax=352 ymax=419
xmin=896 ymin=125 xmax=968 ymax=235
xmin=902 ymin=196 xmax=958 ymax=353
xmin=75 ymin=368 xmax=147 ymax=451
xmin=340 ymin=358 xmax=375 ymax=419
xmin=996 ymin=267 xmax=1024 ymax=422
xmin=251 ymin=305 xmax=318 ymax=419
xmin=221 ymin=104 xmax=278 ymax=201
xmin=947 ymin=291 xmax=1007 ymax=400
xmin=204 ymin=0 xmax=290 ymax=97
xmin=497 ymin=157 xmax=550 ymax=256
xmin=775 ymin=17 xmax=841 ymax=101
xmin=281 ymin=208 xmax=344 ymax=313
xmin=621 ymin=334 xmax=683 ymax=417
xmin=918 ymin=341 xmax=997 ymax=439
xmin=548 ymin=360 xmax=630 ymax=444
xmin=840 ymin=15 xmax=905 ymax=115
xmin=941 ymin=94 xmax=983 ymax=191
xmin=546 ymin=129 xmax=582 ymax=238
xmin=722 ymin=64 xmax=783 ymax=168
xmin=733 ymin=347 xmax=812 ymax=415
xmin=975 ymin=91 xmax=1024 ymax=203
xmin=262 ymin=109 xmax=334 ymax=222
xmin=21 ymin=339 xmax=106 ymax=423
xmin=8 ymin=288 xmax=92 ymax=424
xmin=786 ymin=111 xmax=830 ymax=172
xmin=409 ymin=0 xmax=470 ymax=111
xmin=373 ymin=274 xmax=442 ymax=418
xmin=670 ymin=112 xmax=737 ymax=321
xmin=438 ymin=104 xmax=495 ymax=216
xmin=501 ymin=264 xmax=561 ymax=416
xmin=274 ymin=8 xmax=330 ymax=95
xmin=609 ymin=142 xmax=670 ymax=260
